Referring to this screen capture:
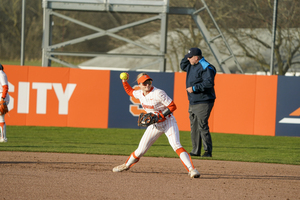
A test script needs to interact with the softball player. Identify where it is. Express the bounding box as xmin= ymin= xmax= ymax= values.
xmin=0 ymin=64 xmax=10 ymax=143
xmin=112 ymin=73 xmax=200 ymax=178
